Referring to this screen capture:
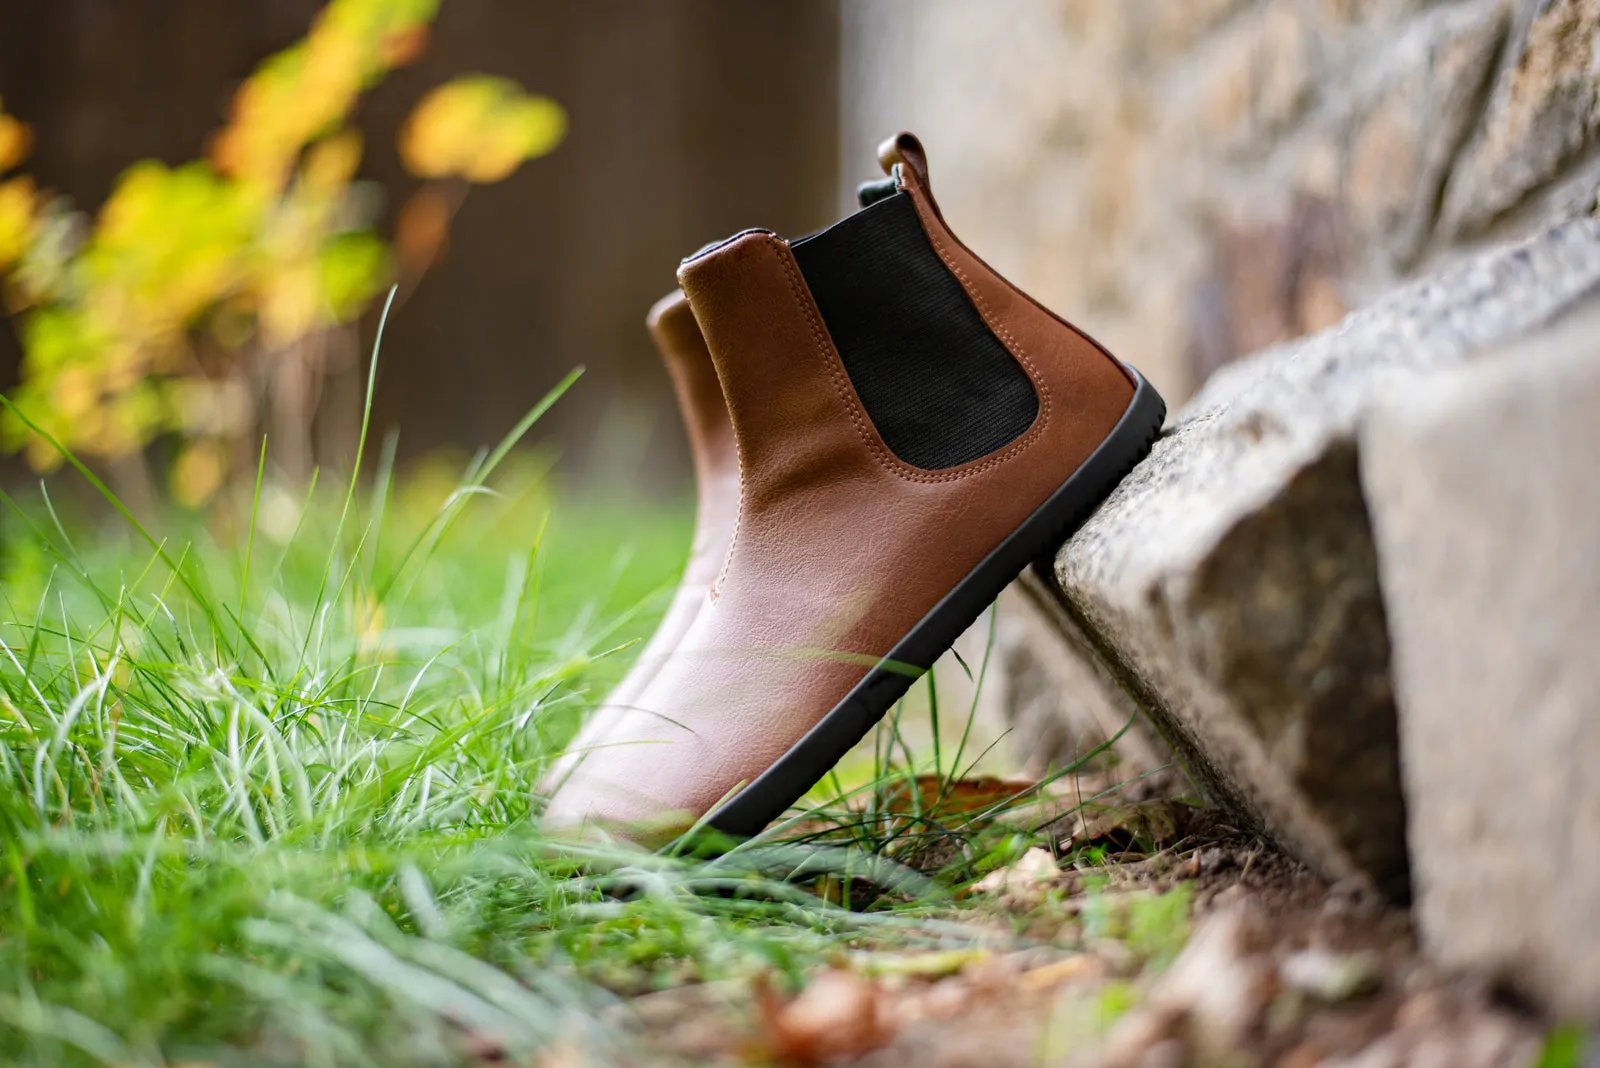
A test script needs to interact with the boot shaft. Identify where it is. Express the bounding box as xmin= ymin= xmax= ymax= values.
xmin=646 ymin=290 xmax=736 ymax=508
xmin=677 ymin=131 xmax=1133 ymax=497
xmin=788 ymin=188 xmax=1040 ymax=470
